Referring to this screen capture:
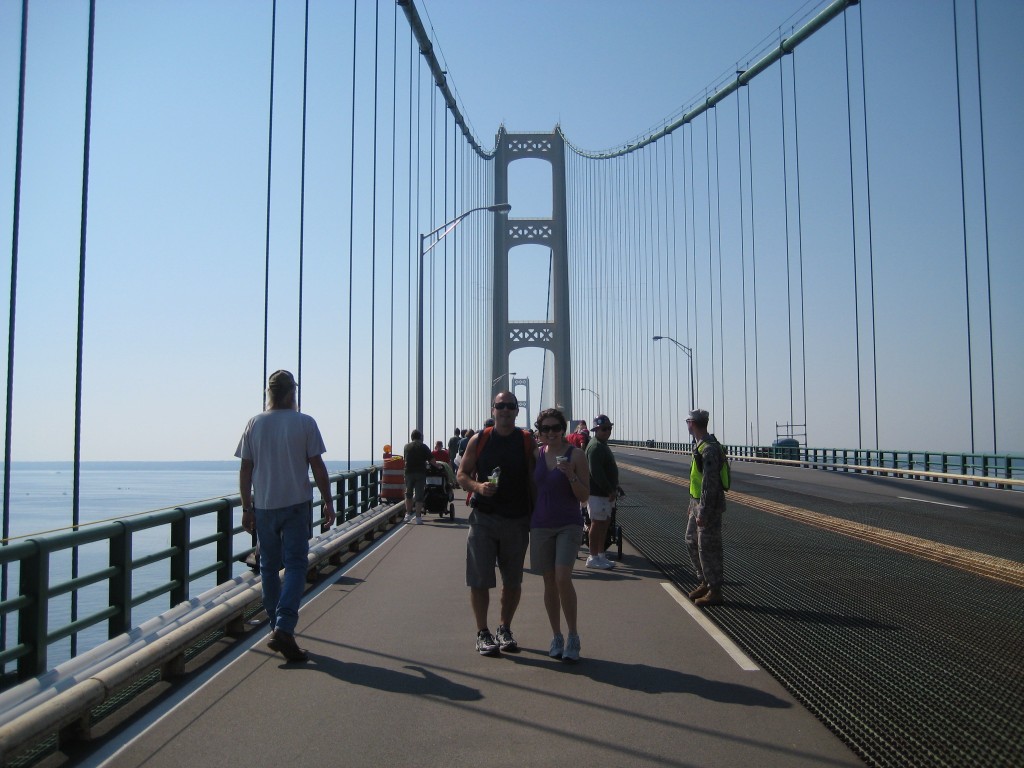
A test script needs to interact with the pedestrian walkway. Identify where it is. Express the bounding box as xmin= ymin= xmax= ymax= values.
xmin=103 ymin=498 xmax=860 ymax=768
